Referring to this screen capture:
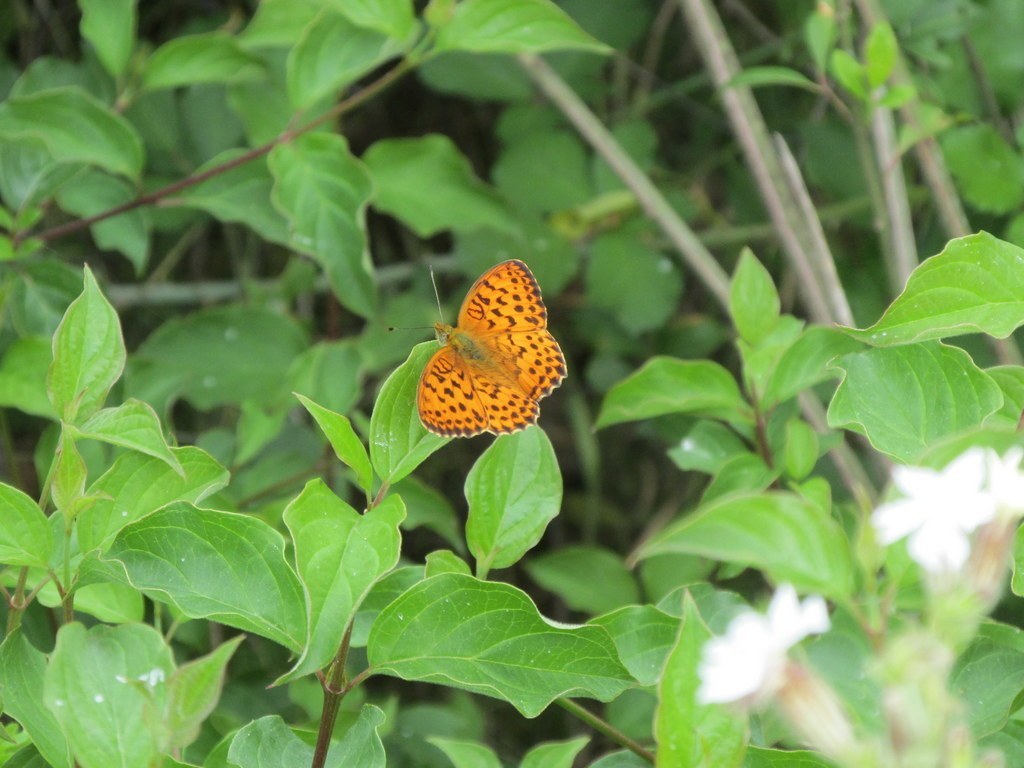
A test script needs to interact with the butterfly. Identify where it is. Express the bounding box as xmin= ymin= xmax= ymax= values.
xmin=417 ymin=260 xmax=567 ymax=437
